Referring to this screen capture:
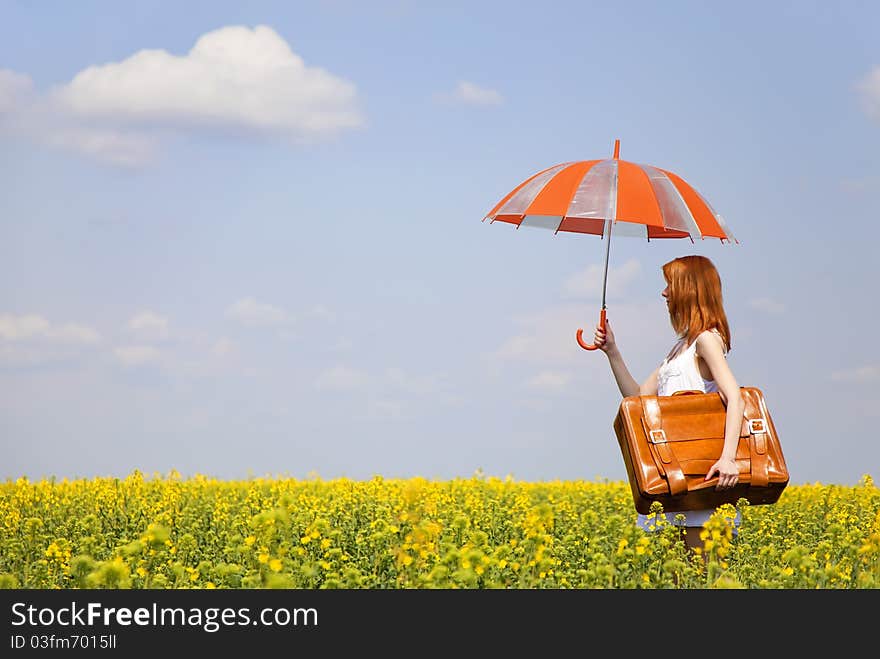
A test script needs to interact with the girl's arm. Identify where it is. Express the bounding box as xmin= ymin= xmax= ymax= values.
xmin=696 ymin=331 xmax=745 ymax=490
xmin=639 ymin=366 xmax=660 ymax=396
xmin=593 ymin=320 xmax=659 ymax=398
